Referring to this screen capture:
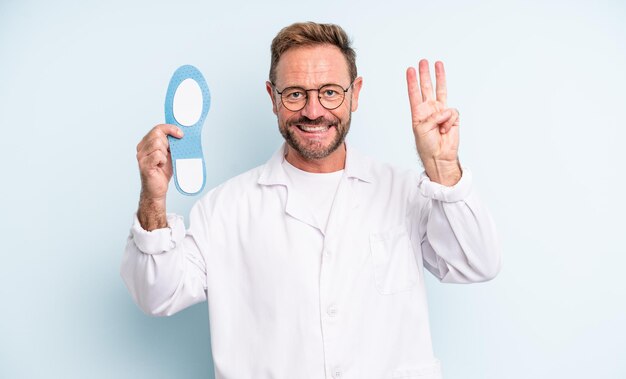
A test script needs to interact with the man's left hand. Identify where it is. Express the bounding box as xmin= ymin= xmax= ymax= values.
xmin=407 ymin=59 xmax=461 ymax=186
